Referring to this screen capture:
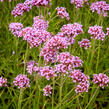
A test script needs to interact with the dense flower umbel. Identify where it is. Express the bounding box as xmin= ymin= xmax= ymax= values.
xmin=40 ymin=35 xmax=70 ymax=64
xmin=92 ymin=73 xmax=109 ymax=88
xmin=57 ymin=52 xmax=83 ymax=70
xmin=75 ymin=82 xmax=90 ymax=93
xmin=45 ymin=35 xmax=70 ymax=50
xmin=27 ymin=60 xmax=38 ymax=75
xmin=56 ymin=7 xmax=70 ymax=20
xmin=40 ymin=46 xmax=57 ymax=64
xmin=54 ymin=64 xmax=68 ymax=75
xmin=9 ymin=22 xmax=23 ymax=37
xmin=32 ymin=0 xmax=51 ymax=7
xmin=106 ymin=28 xmax=109 ymax=36
xmin=61 ymin=23 xmax=83 ymax=38
xmin=69 ymin=69 xmax=89 ymax=83
xmin=12 ymin=1 xmax=32 ymax=17
xmin=88 ymin=25 xmax=105 ymax=41
xmin=90 ymin=1 xmax=109 ymax=17
xmin=19 ymin=27 xmax=33 ymax=37
xmin=33 ymin=16 xmax=48 ymax=30
xmin=43 ymin=85 xmax=52 ymax=96
xmin=71 ymin=0 xmax=88 ymax=8
xmin=13 ymin=74 xmax=30 ymax=88
xmin=38 ymin=66 xmax=56 ymax=80
xmin=0 ymin=77 xmax=7 ymax=87
xmin=78 ymin=39 xmax=91 ymax=49
xmin=23 ymin=29 xmax=51 ymax=48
